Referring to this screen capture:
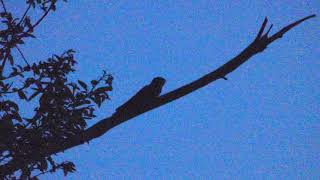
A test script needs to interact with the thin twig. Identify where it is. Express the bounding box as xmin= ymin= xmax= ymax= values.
xmin=0 ymin=48 xmax=10 ymax=76
xmin=18 ymin=4 xmax=31 ymax=25
xmin=0 ymin=69 xmax=24 ymax=80
xmin=0 ymin=1 xmax=9 ymax=77
xmin=255 ymin=17 xmax=268 ymax=40
xmin=0 ymin=0 xmax=7 ymax=13
xmin=15 ymin=45 xmax=29 ymax=66
xmin=31 ymin=3 xmax=54 ymax=30
xmin=33 ymin=170 xmax=51 ymax=179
